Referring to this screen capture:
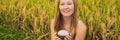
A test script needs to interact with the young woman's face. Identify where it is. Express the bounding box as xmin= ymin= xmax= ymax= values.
xmin=59 ymin=0 xmax=74 ymax=17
